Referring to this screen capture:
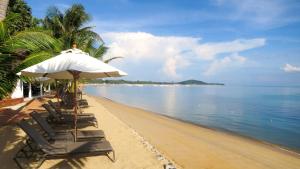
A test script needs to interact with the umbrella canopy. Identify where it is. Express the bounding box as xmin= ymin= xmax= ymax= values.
xmin=20 ymin=48 xmax=127 ymax=79
xmin=34 ymin=77 xmax=54 ymax=84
